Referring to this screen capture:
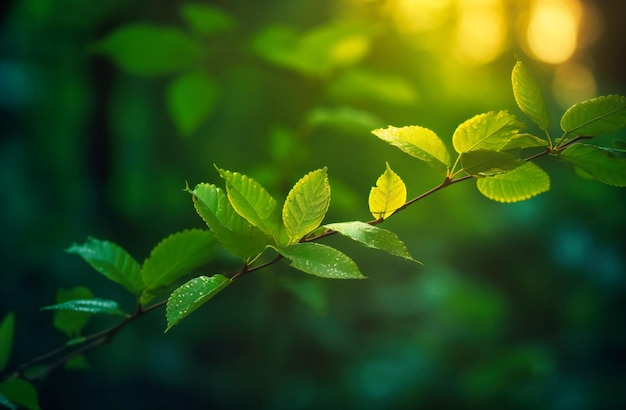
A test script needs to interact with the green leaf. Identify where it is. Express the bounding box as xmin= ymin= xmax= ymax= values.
xmin=190 ymin=183 xmax=269 ymax=259
xmin=368 ymin=162 xmax=407 ymax=220
xmin=0 ymin=393 xmax=16 ymax=410
xmin=217 ymin=168 xmax=281 ymax=237
xmin=328 ymin=69 xmax=419 ymax=106
xmin=560 ymin=95 xmax=626 ymax=142
xmin=165 ymin=274 xmax=231 ymax=332
xmin=307 ymin=106 xmax=383 ymax=134
xmin=512 ymin=59 xmax=551 ymax=130
xmin=180 ymin=3 xmax=235 ymax=36
xmin=460 ymin=150 xmax=522 ymax=176
xmin=282 ymin=168 xmax=331 ymax=244
xmin=51 ymin=287 xmax=94 ymax=338
xmin=96 ymin=24 xmax=204 ymax=76
xmin=452 ymin=111 xmax=525 ymax=154
xmin=0 ymin=313 xmax=14 ymax=372
xmin=141 ymin=229 xmax=217 ymax=296
xmin=0 ymin=378 xmax=40 ymax=410
xmin=476 ymin=162 xmax=550 ymax=203
xmin=277 ymin=243 xmax=365 ymax=279
xmin=502 ymin=133 xmax=549 ymax=150
xmin=324 ymin=221 xmax=419 ymax=263
xmin=372 ymin=125 xmax=450 ymax=174
xmin=66 ymin=237 xmax=144 ymax=295
xmin=41 ymin=299 xmax=126 ymax=316
xmin=560 ymin=143 xmax=626 ymax=186
xmin=167 ymin=71 xmax=218 ymax=137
